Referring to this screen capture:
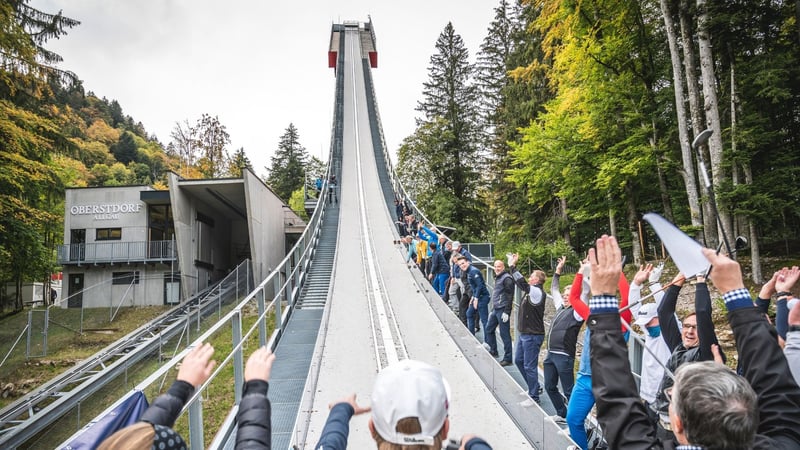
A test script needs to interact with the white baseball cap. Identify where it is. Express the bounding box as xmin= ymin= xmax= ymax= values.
xmin=451 ymin=241 xmax=461 ymax=249
xmin=370 ymin=359 xmax=450 ymax=446
xmin=634 ymin=302 xmax=659 ymax=327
